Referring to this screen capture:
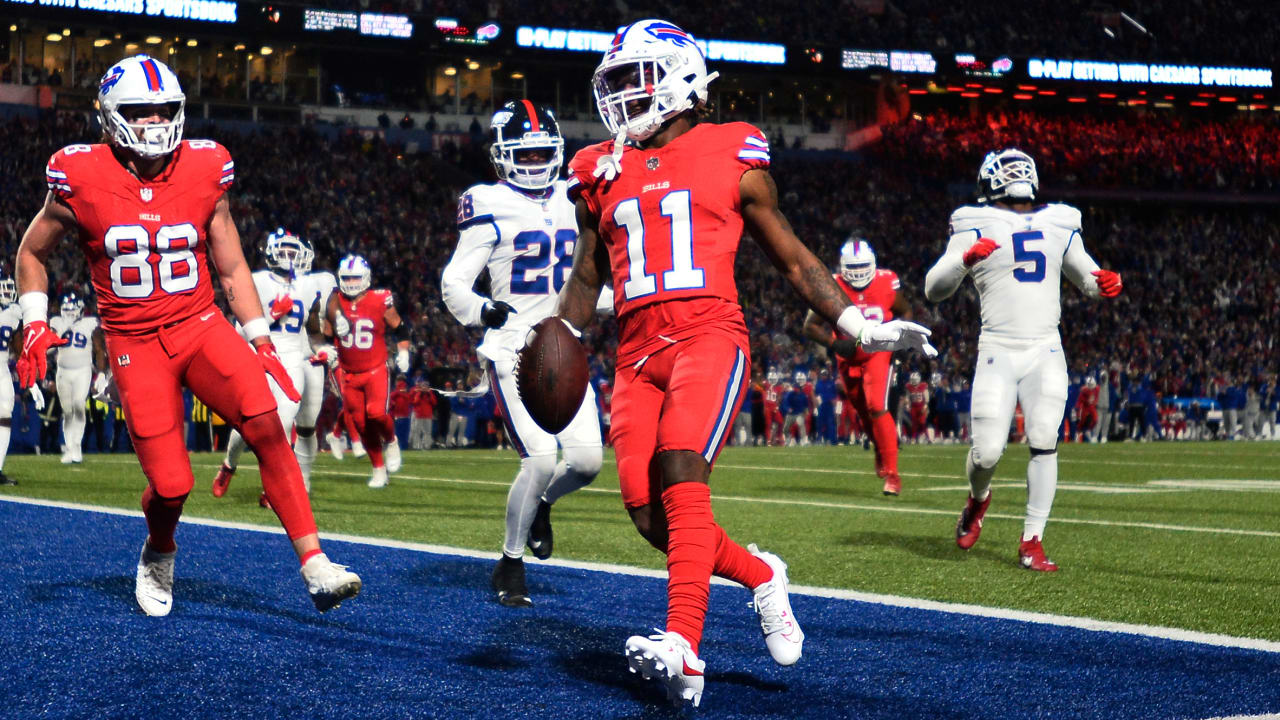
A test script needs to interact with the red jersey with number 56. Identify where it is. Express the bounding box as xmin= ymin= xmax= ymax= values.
xmin=833 ymin=269 xmax=899 ymax=366
xmin=567 ymin=121 xmax=768 ymax=366
xmin=45 ymin=140 xmax=233 ymax=335
xmin=336 ymin=289 xmax=393 ymax=373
